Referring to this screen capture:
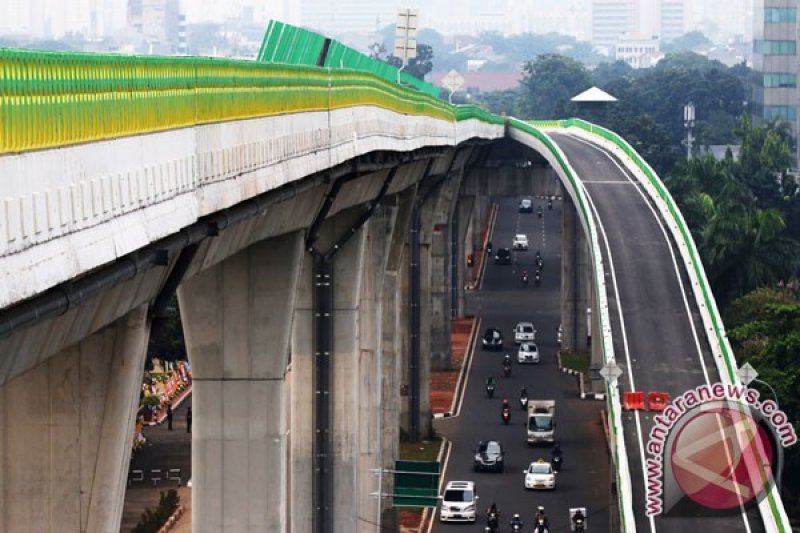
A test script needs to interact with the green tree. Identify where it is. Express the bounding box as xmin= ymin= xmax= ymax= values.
xmin=662 ymin=31 xmax=712 ymax=53
xmin=517 ymin=54 xmax=591 ymax=119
